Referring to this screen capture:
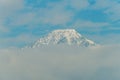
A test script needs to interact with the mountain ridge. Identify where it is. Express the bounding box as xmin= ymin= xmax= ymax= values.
xmin=30 ymin=29 xmax=96 ymax=48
